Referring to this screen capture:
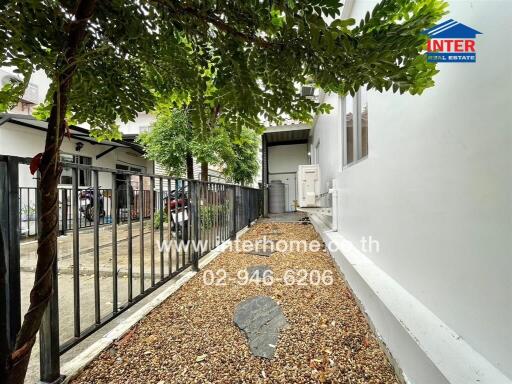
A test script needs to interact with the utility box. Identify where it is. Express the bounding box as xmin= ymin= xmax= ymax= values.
xmin=297 ymin=164 xmax=320 ymax=207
